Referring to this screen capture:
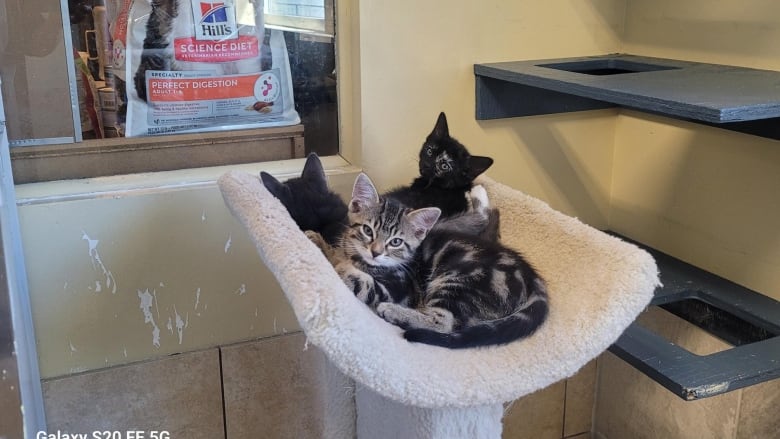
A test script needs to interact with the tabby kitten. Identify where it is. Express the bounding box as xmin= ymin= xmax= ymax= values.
xmin=261 ymin=153 xmax=348 ymax=246
xmin=385 ymin=112 xmax=495 ymax=218
xmin=312 ymin=173 xmax=549 ymax=349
